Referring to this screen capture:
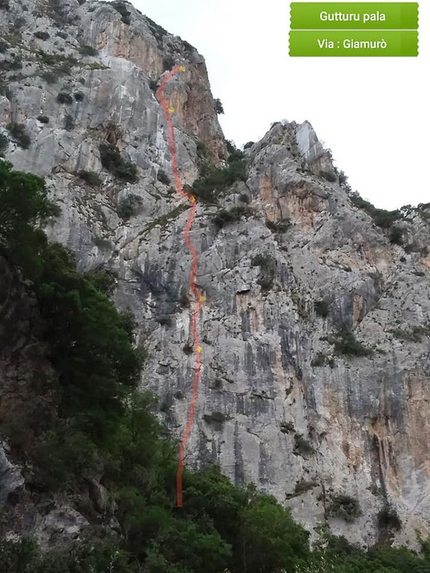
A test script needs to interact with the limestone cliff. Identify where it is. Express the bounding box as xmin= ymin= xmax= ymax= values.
xmin=1 ymin=0 xmax=430 ymax=549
